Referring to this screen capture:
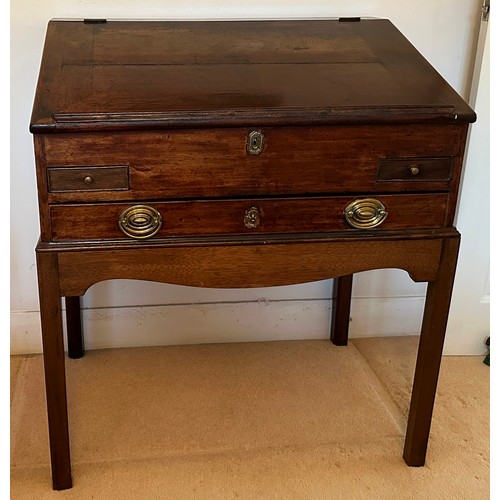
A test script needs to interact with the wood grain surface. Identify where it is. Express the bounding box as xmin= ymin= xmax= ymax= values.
xmin=57 ymin=237 xmax=443 ymax=296
xmin=41 ymin=124 xmax=465 ymax=202
xmin=31 ymin=19 xmax=475 ymax=132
